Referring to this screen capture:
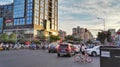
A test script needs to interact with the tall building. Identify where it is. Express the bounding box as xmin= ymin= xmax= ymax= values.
xmin=1 ymin=0 xmax=58 ymax=41
xmin=72 ymin=26 xmax=93 ymax=42
xmin=0 ymin=3 xmax=13 ymax=34
xmin=59 ymin=30 xmax=66 ymax=40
